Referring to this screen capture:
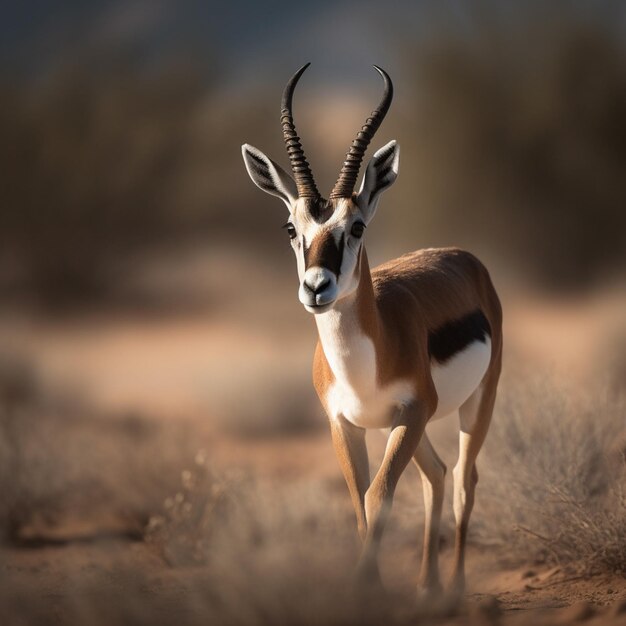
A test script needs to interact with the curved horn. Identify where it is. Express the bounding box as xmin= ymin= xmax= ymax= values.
xmin=329 ymin=65 xmax=393 ymax=199
xmin=281 ymin=63 xmax=320 ymax=199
